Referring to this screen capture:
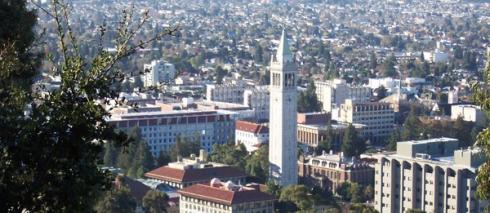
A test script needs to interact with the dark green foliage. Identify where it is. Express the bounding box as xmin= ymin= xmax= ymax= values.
xmin=104 ymin=142 xmax=119 ymax=167
xmin=0 ymin=1 xmax=176 ymax=210
xmin=341 ymin=124 xmax=365 ymax=157
xmin=386 ymin=129 xmax=401 ymax=151
xmin=336 ymin=182 xmax=368 ymax=203
xmin=279 ymin=185 xmax=314 ymax=211
xmin=215 ymin=66 xmax=228 ymax=84
xmin=298 ymin=81 xmax=322 ymax=113
xmin=156 ymin=150 xmax=171 ymax=167
xmin=210 ymin=143 xmax=270 ymax=183
xmin=95 ymin=186 xmax=137 ymax=213
xmin=349 ymin=203 xmax=378 ymax=213
xmin=381 ymin=54 xmax=397 ymax=77
xmin=401 ymin=109 xmax=422 ymax=140
xmin=316 ymin=127 xmax=333 ymax=155
xmin=245 ymin=145 xmax=269 ymax=182
xmin=169 ymin=135 xmax=201 ymax=161
xmin=142 ymin=190 xmax=169 ymax=213
xmin=374 ymin=85 xmax=387 ymax=100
